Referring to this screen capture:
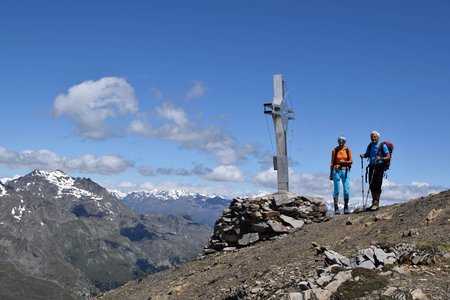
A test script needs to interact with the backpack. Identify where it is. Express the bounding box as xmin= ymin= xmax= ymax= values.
xmin=380 ymin=141 xmax=394 ymax=170
xmin=333 ymin=146 xmax=351 ymax=170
